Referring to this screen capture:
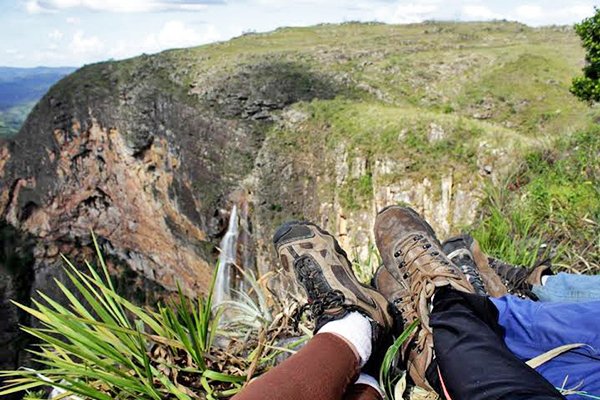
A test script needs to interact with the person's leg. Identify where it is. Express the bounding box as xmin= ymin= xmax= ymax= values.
xmin=429 ymin=286 xmax=565 ymax=400
xmin=373 ymin=207 xmax=564 ymax=398
xmin=491 ymin=295 xmax=600 ymax=395
xmin=532 ymin=272 xmax=600 ymax=302
xmin=233 ymin=221 xmax=393 ymax=400
xmin=233 ymin=332 xmax=359 ymax=400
